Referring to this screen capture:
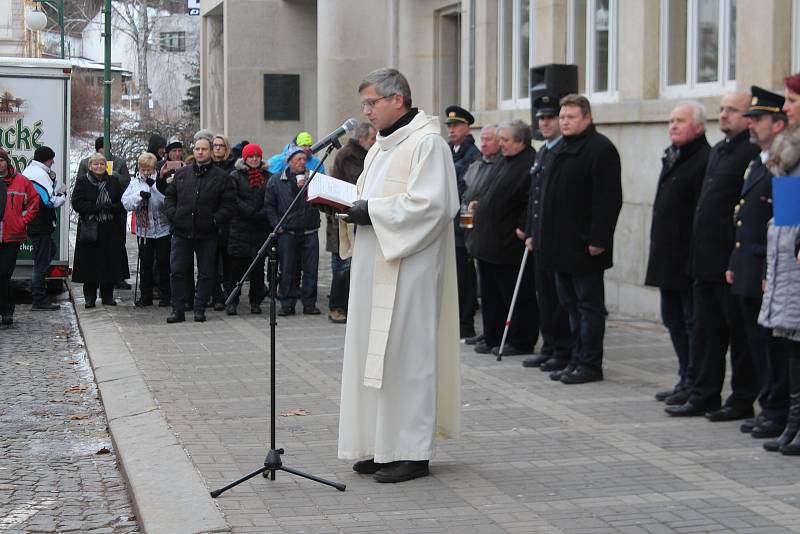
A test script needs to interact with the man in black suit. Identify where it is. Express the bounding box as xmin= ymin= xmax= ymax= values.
xmin=727 ymin=86 xmax=788 ymax=437
xmin=666 ymin=92 xmax=761 ymax=418
xmin=646 ymin=102 xmax=711 ymax=405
